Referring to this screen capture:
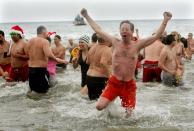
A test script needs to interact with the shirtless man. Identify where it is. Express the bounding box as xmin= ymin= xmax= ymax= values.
xmin=187 ymin=33 xmax=194 ymax=57
xmin=143 ymin=36 xmax=164 ymax=82
xmin=0 ymin=30 xmax=11 ymax=78
xmin=81 ymin=8 xmax=172 ymax=115
xmin=181 ymin=37 xmax=191 ymax=60
xmin=159 ymin=34 xmax=183 ymax=86
xmin=9 ymin=25 xmax=29 ymax=82
xmin=27 ymin=26 xmax=67 ymax=94
xmin=86 ymin=34 xmax=112 ymax=100
xmin=53 ymin=35 xmax=67 ymax=69
xmin=172 ymin=31 xmax=185 ymax=75
xmin=53 ymin=35 xmax=66 ymax=60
